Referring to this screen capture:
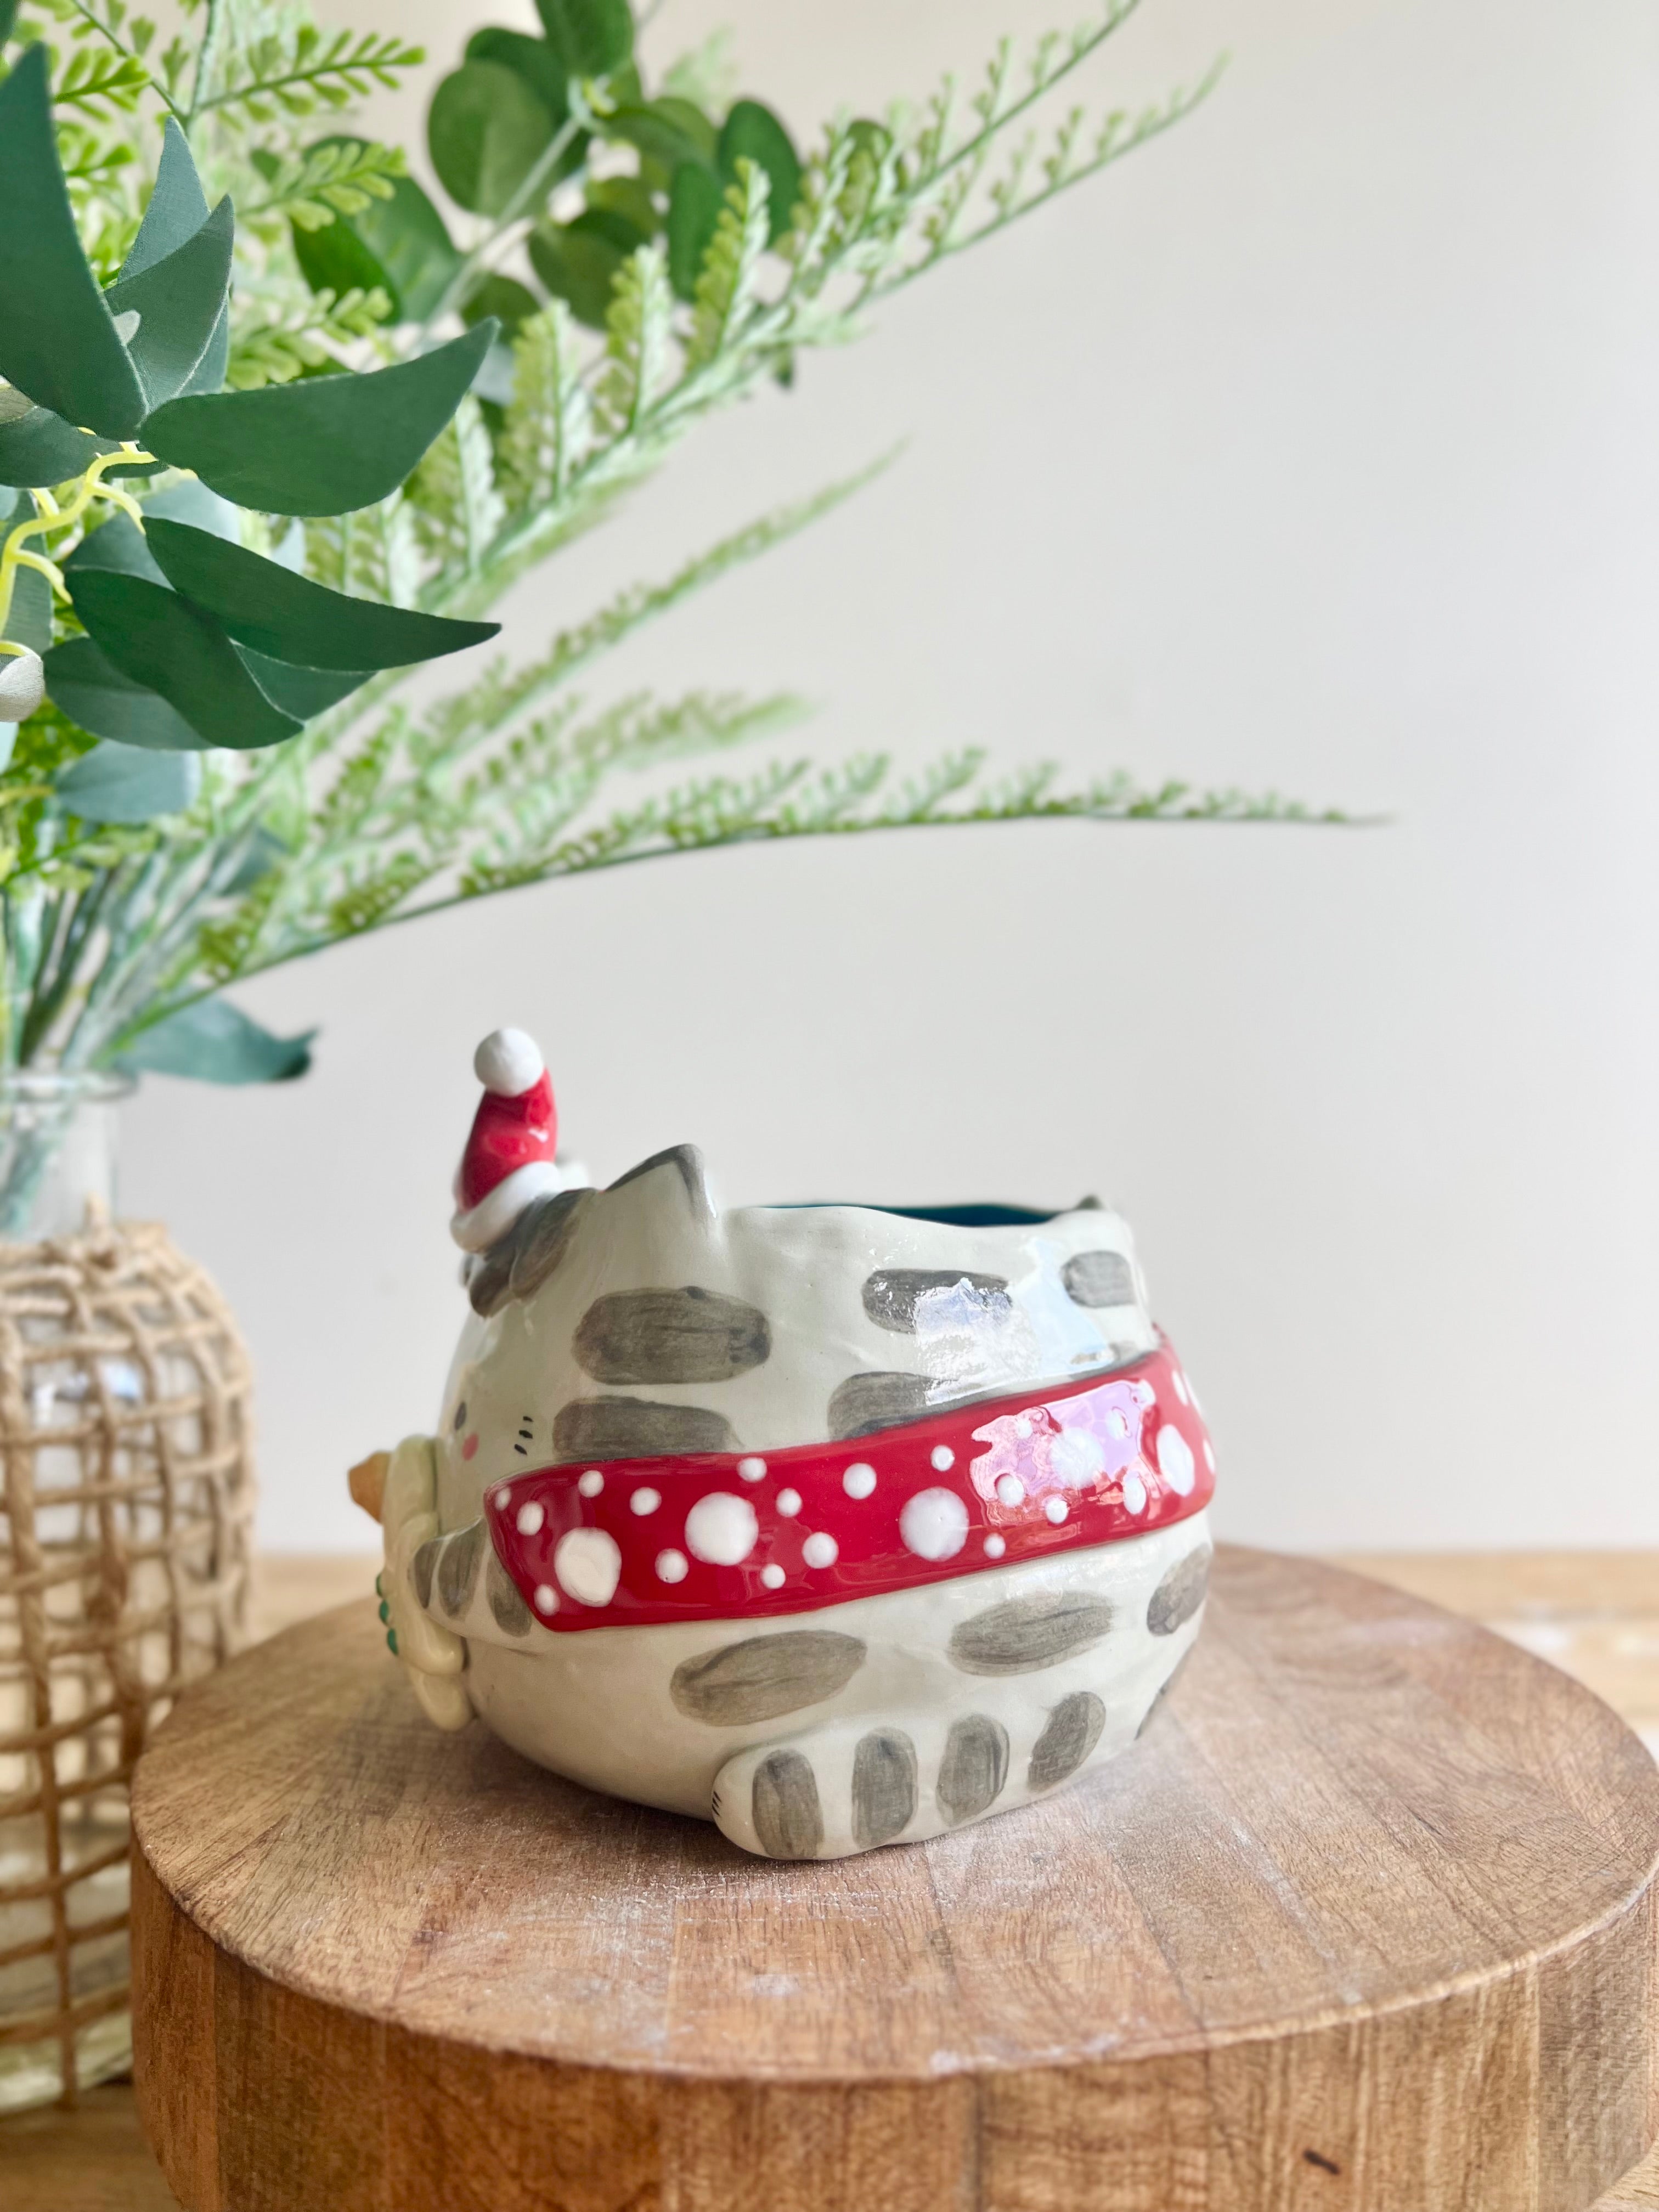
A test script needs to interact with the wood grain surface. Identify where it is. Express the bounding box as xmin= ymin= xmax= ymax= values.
xmin=126 ymin=1545 xmax=1659 ymax=2212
